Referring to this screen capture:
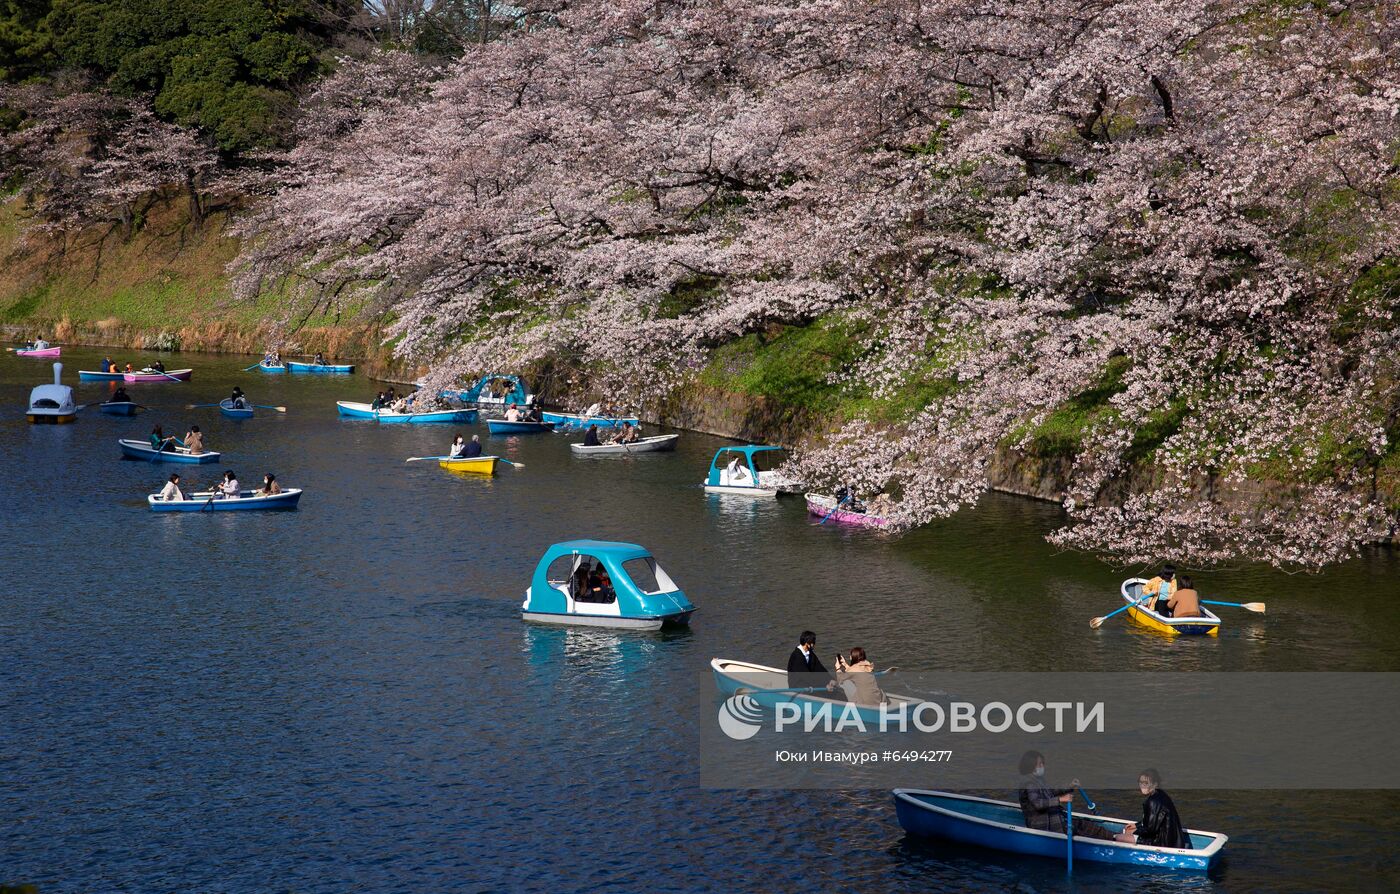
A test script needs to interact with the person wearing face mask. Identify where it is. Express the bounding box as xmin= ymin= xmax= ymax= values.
xmin=1116 ymin=768 xmax=1191 ymax=848
xmin=786 ymin=631 xmax=836 ymax=693
xmin=1017 ymin=751 xmax=1115 ymax=840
